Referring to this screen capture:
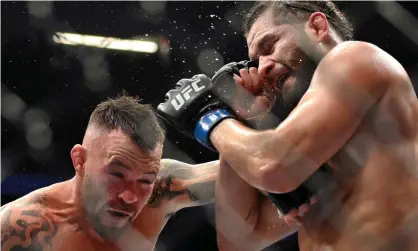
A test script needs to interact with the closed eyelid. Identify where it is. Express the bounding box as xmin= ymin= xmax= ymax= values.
xmin=250 ymin=33 xmax=279 ymax=59
xmin=259 ymin=34 xmax=278 ymax=50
